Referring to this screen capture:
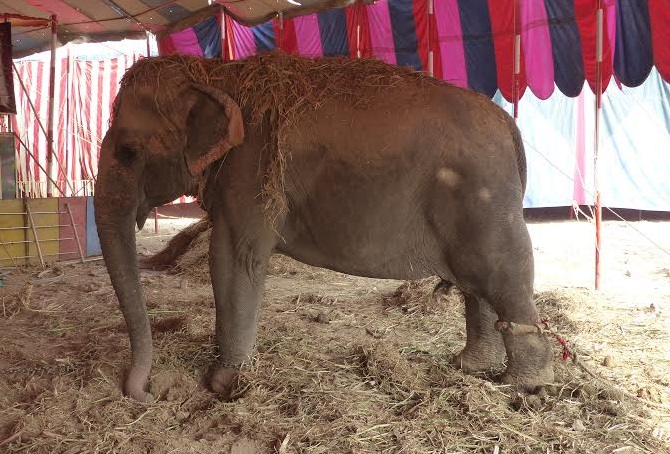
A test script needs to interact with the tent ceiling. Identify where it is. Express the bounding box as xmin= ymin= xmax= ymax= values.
xmin=218 ymin=0 xmax=355 ymax=24
xmin=3 ymin=0 xmax=358 ymax=58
